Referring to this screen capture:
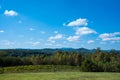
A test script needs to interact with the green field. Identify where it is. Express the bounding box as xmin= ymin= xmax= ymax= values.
xmin=0 ymin=72 xmax=120 ymax=80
